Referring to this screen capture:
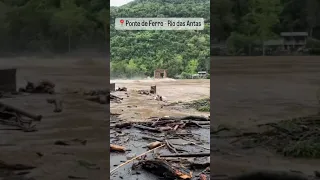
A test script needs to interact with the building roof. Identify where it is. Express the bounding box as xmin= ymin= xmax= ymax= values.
xmin=263 ymin=39 xmax=283 ymax=46
xmin=280 ymin=32 xmax=308 ymax=36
